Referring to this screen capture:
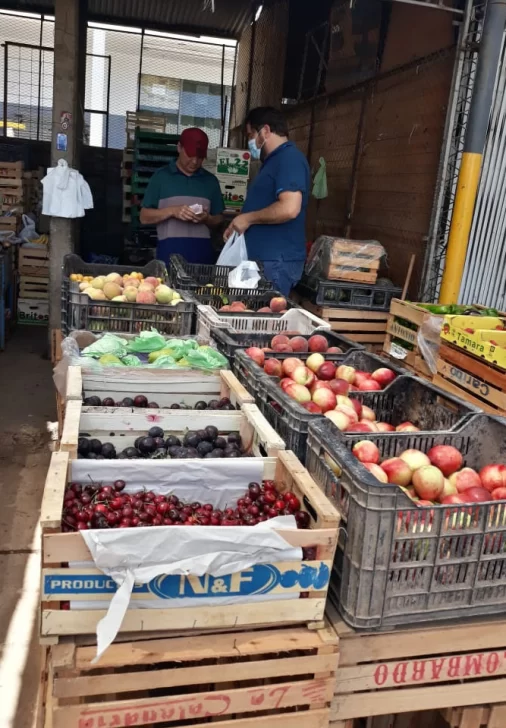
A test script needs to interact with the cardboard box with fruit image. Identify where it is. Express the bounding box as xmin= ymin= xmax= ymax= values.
xmin=441 ymin=314 xmax=506 ymax=370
